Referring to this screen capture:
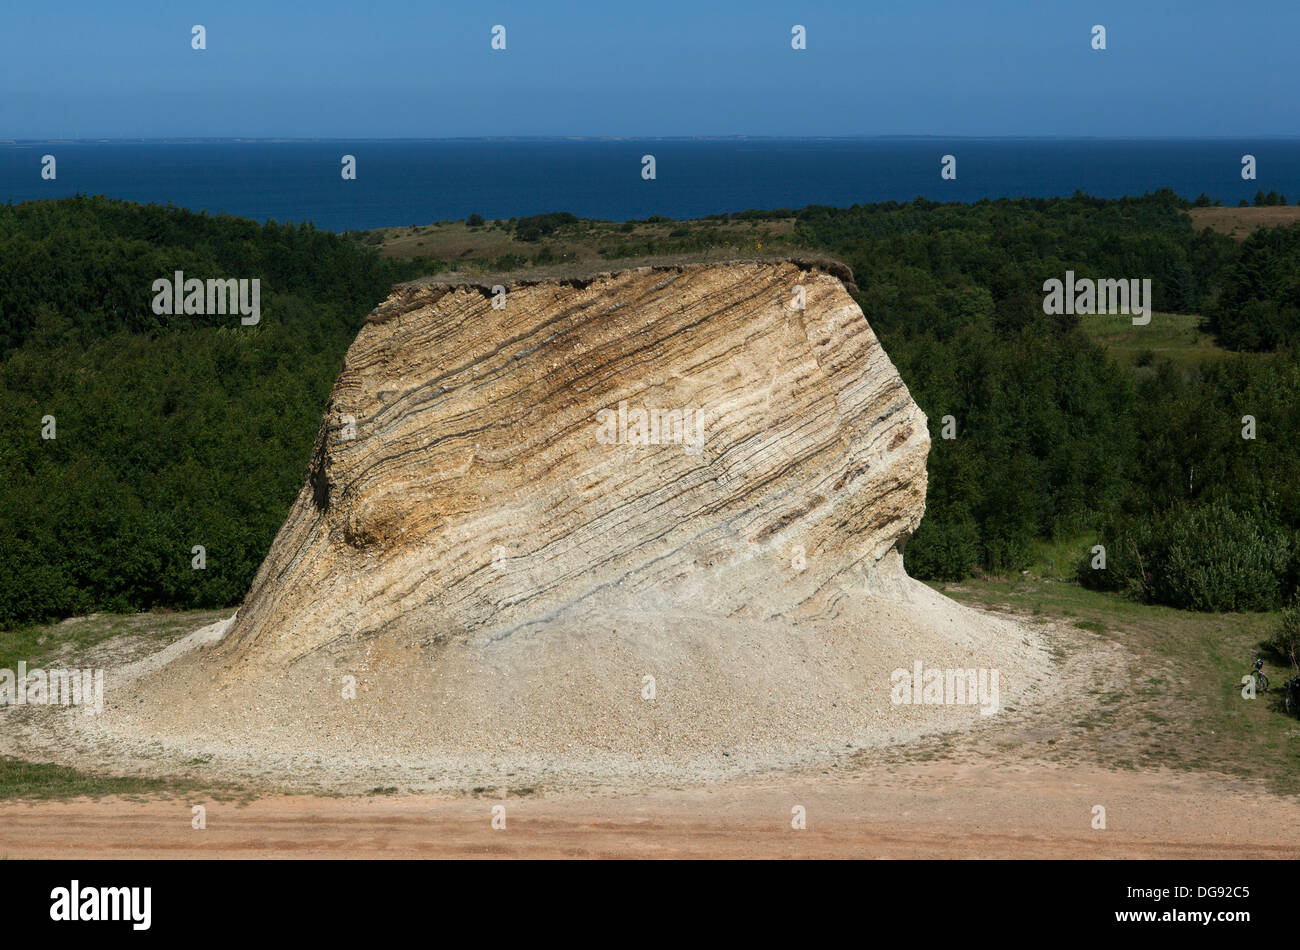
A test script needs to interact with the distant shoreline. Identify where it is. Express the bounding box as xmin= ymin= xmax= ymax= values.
xmin=7 ymin=139 xmax=1298 ymax=233
xmin=6 ymin=135 xmax=1300 ymax=146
